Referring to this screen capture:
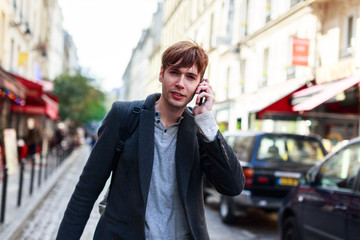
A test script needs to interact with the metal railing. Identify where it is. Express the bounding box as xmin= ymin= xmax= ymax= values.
xmin=0 ymin=144 xmax=74 ymax=223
